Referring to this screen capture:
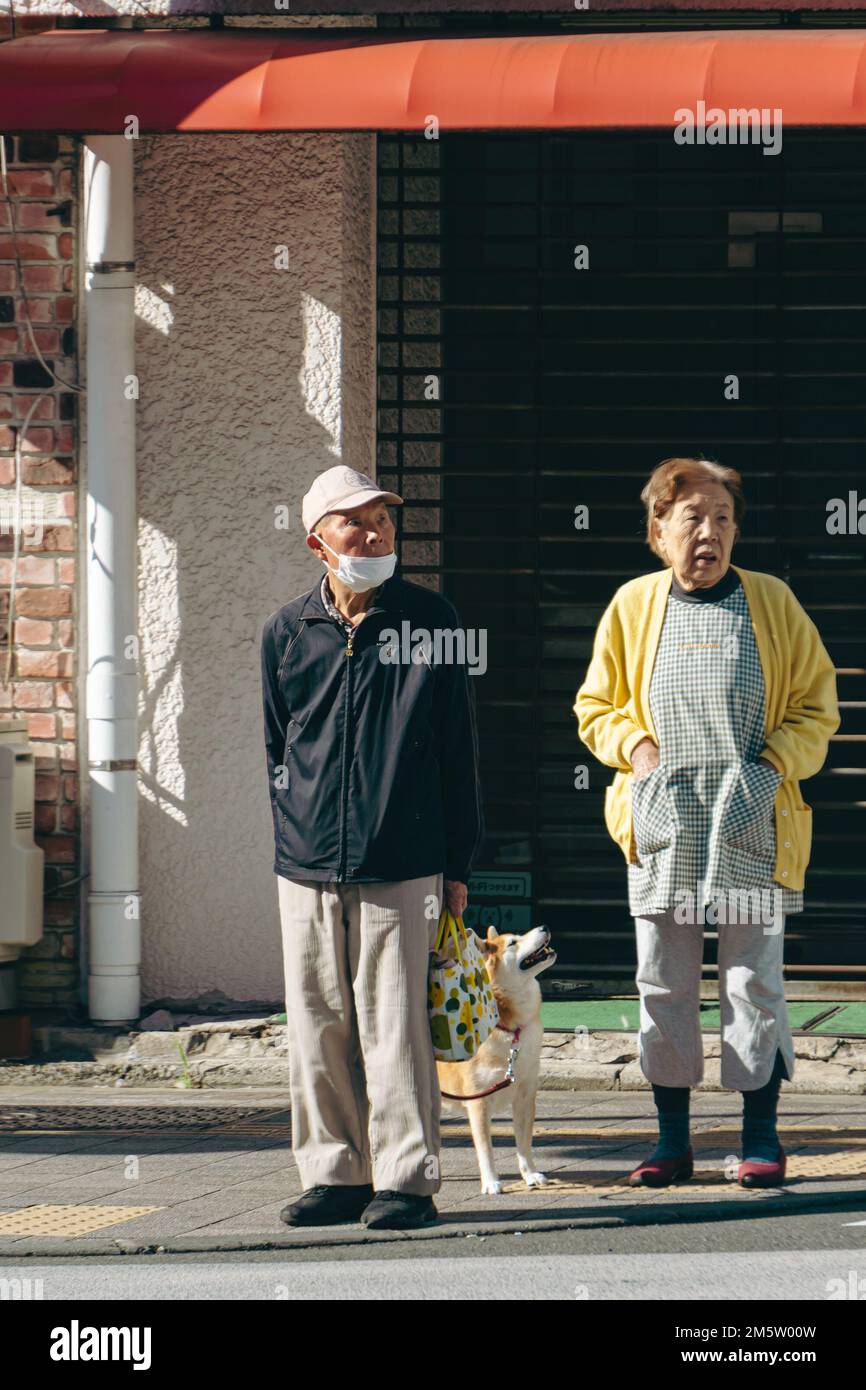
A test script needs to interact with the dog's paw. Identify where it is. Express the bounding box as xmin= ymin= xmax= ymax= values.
xmin=481 ymin=1179 xmax=503 ymax=1196
xmin=522 ymin=1170 xmax=549 ymax=1188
